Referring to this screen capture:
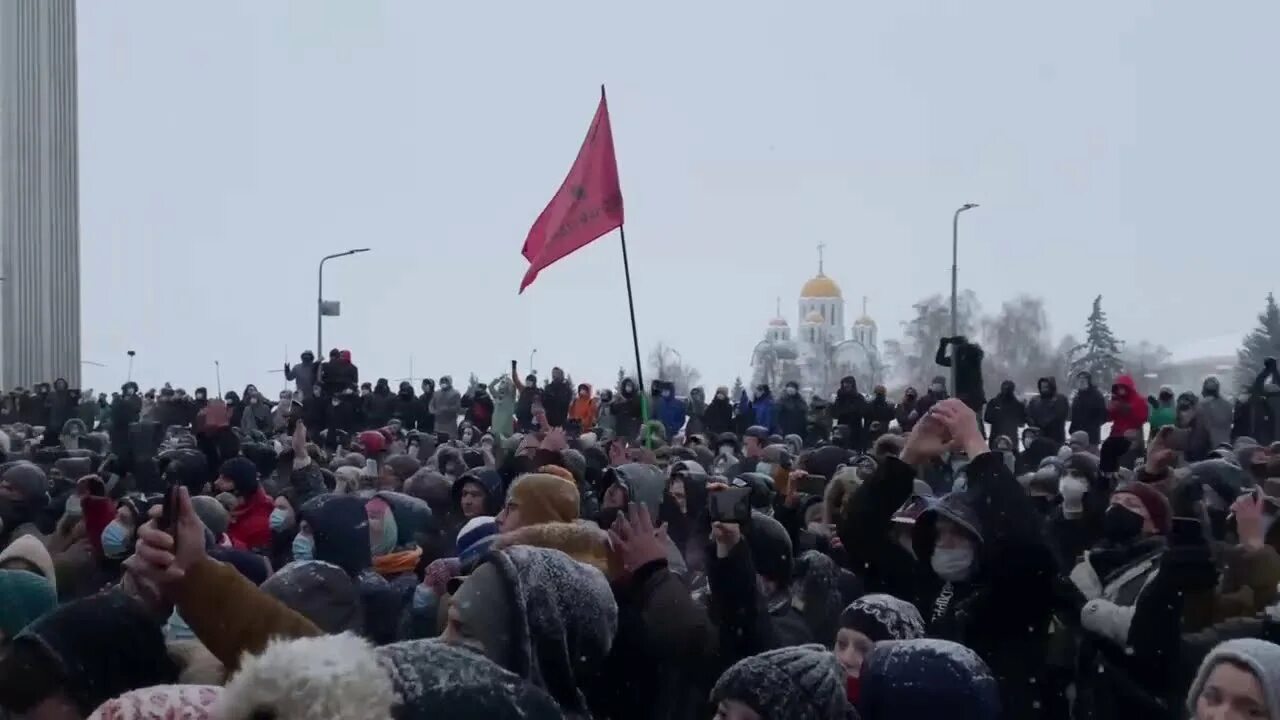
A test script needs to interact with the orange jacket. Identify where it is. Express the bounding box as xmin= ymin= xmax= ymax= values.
xmin=568 ymin=386 xmax=598 ymax=429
